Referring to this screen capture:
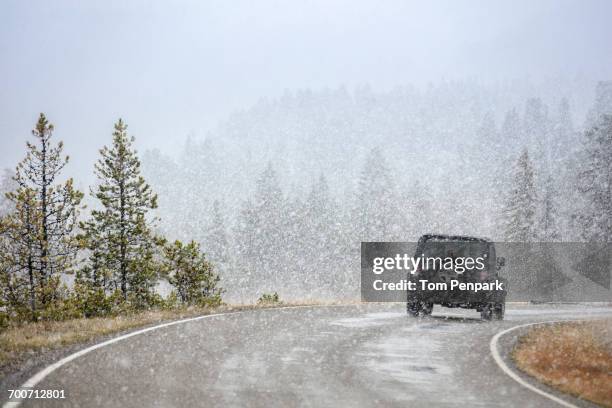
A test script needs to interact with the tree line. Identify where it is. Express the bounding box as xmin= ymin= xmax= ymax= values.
xmin=228 ymin=110 xmax=611 ymax=301
xmin=0 ymin=115 xmax=222 ymax=324
xmin=1 ymin=83 xmax=611 ymax=308
xmin=503 ymin=115 xmax=612 ymax=244
xmin=138 ymin=83 xmax=612 ymax=302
